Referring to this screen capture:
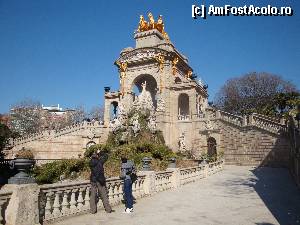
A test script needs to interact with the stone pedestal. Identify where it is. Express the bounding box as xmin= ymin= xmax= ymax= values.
xmin=4 ymin=184 xmax=40 ymax=225
xmin=138 ymin=171 xmax=156 ymax=195
xmin=166 ymin=168 xmax=181 ymax=188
